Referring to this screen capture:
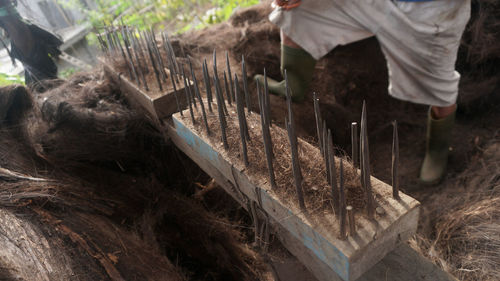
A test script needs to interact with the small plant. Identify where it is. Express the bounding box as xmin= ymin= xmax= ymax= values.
xmin=0 ymin=73 xmax=24 ymax=86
